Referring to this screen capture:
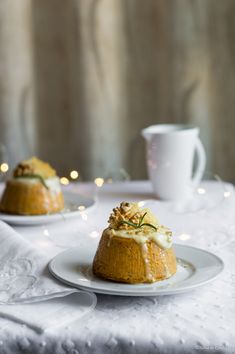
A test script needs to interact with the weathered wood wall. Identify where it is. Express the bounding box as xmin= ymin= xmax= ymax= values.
xmin=0 ymin=0 xmax=235 ymax=181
